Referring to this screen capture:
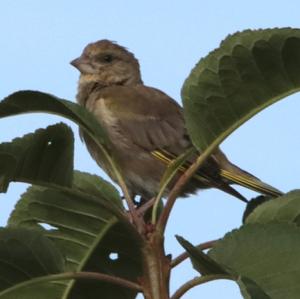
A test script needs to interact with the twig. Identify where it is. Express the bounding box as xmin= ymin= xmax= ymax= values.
xmin=114 ymin=168 xmax=145 ymax=233
xmin=170 ymin=274 xmax=233 ymax=299
xmin=171 ymin=239 xmax=219 ymax=268
xmin=157 ymin=150 xmax=213 ymax=234
xmin=92 ymin=135 xmax=144 ymax=234
xmin=0 ymin=271 xmax=142 ymax=296
xmin=151 ymin=148 xmax=195 ymax=224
